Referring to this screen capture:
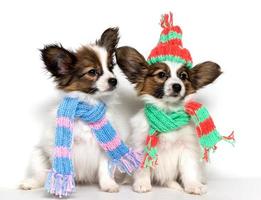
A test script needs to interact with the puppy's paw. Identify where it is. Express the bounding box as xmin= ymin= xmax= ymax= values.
xmin=19 ymin=178 xmax=41 ymax=190
xmin=184 ymin=182 xmax=207 ymax=195
xmin=100 ymin=180 xmax=119 ymax=193
xmin=166 ymin=181 xmax=183 ymax=192
xmin=133 ymin=181 xmax=152 ymax=193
